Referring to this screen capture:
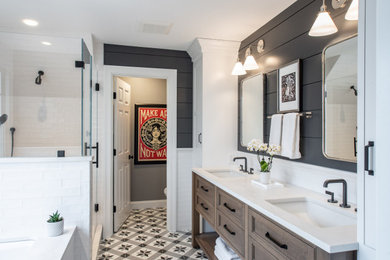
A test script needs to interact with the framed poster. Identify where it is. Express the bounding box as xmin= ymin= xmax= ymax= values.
xmin=134 ymin=104 xmax=167 ymax=164
xmin=277 ymin=59 xmax=300 ymax=112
